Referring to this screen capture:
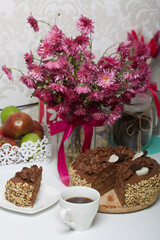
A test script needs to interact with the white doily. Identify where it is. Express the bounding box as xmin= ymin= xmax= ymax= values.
xmin=0 ymin=136 xmax=52 ymax=166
